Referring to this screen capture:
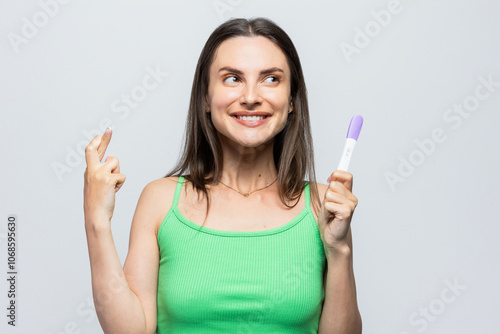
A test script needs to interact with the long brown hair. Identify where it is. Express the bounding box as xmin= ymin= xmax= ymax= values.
xmin=164 ymin=17 xmax=321 ymax=228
